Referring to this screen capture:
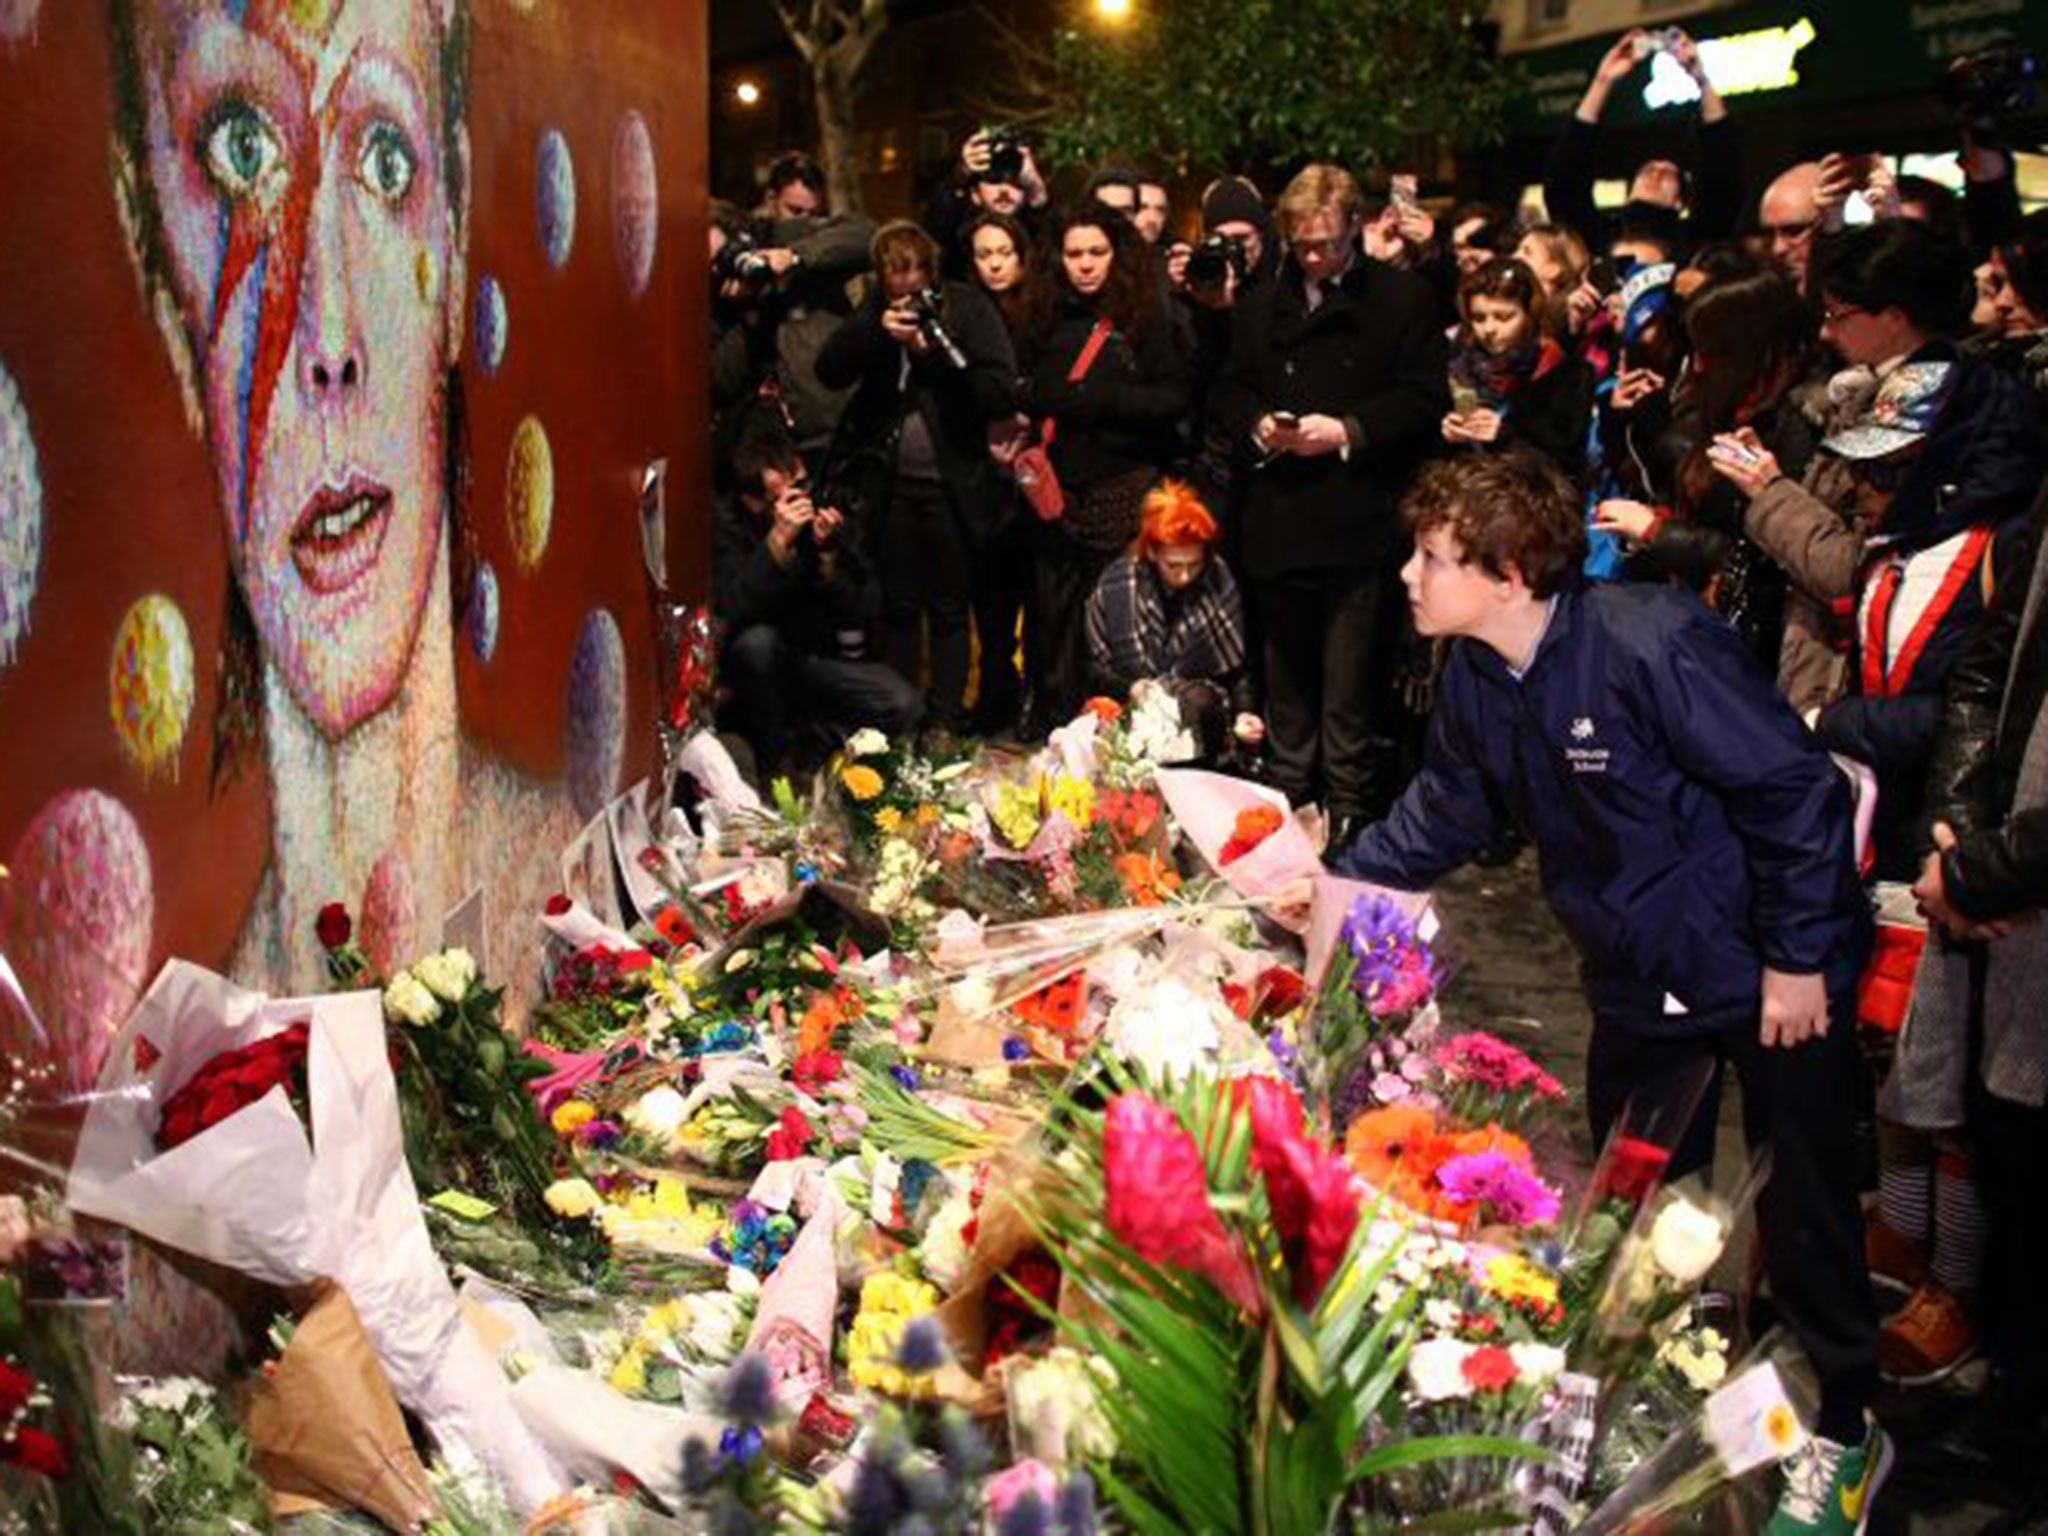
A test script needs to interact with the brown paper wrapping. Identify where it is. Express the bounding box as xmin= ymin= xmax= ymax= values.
xmin=247 ymin=1282 xmax=441 ymax=1532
